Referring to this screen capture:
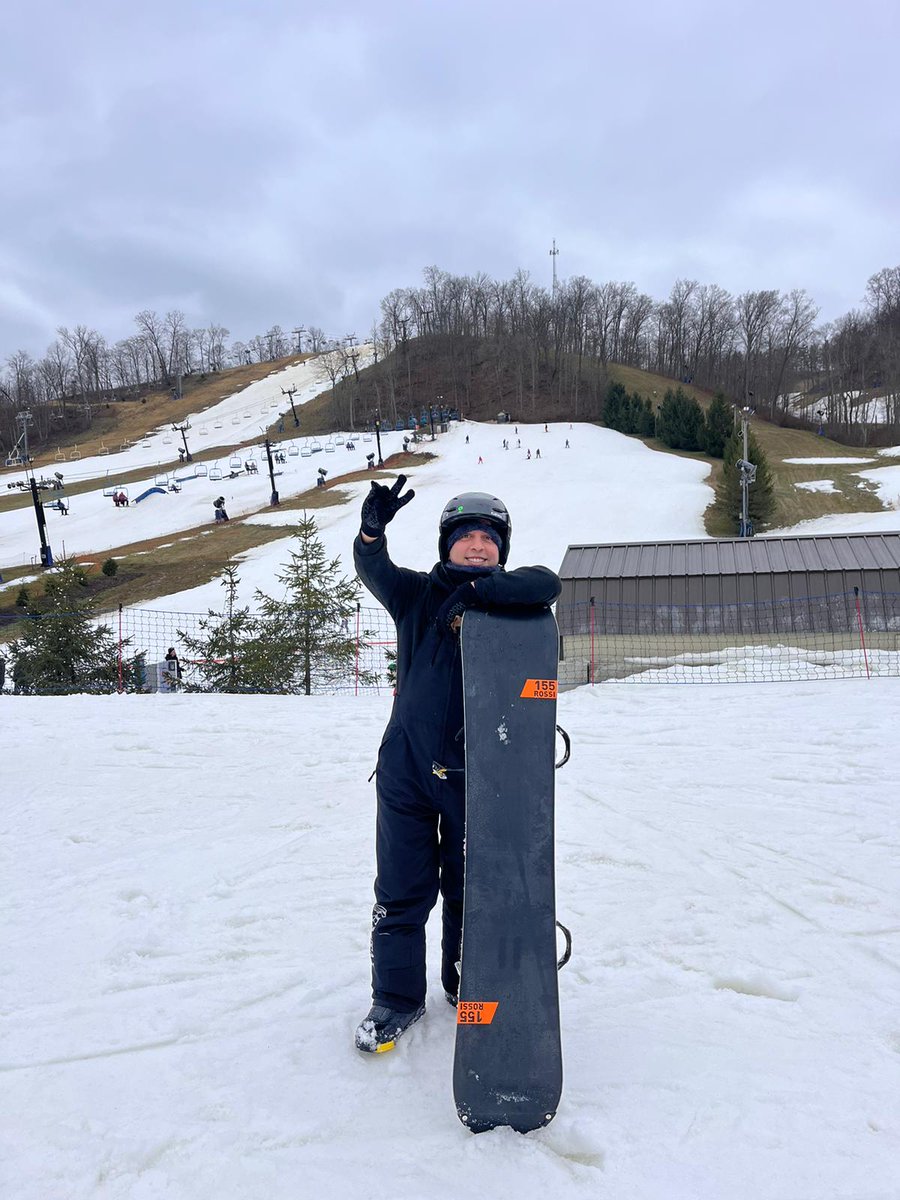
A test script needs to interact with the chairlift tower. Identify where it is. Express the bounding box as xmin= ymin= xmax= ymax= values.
xmin=292 ymin=327 xmax=306 ymax=355
xmin=172 ymin=422 xmax=193 ymax=463
xmin=281 ymin=385 xmax=301 ymax=427
xmin=550 ymin=238 xmax=559 ymax=298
